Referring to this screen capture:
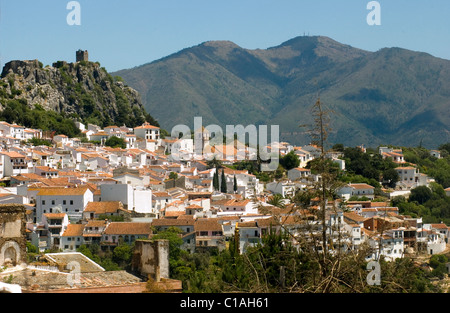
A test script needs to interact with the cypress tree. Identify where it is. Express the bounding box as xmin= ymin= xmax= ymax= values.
xmin=221 ymin=169 xmax=227 ymax=193
xmin=213 ymin=167 xmax=219 ymax=191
